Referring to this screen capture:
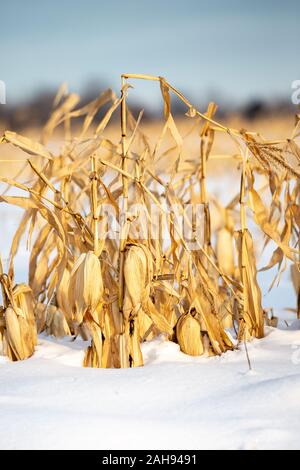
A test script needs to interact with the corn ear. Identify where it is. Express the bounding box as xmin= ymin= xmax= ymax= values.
xmin=176 ymin=313 xmax=204 ymax=356
xmin=69 ymin=251 xmax=104 ymax=324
